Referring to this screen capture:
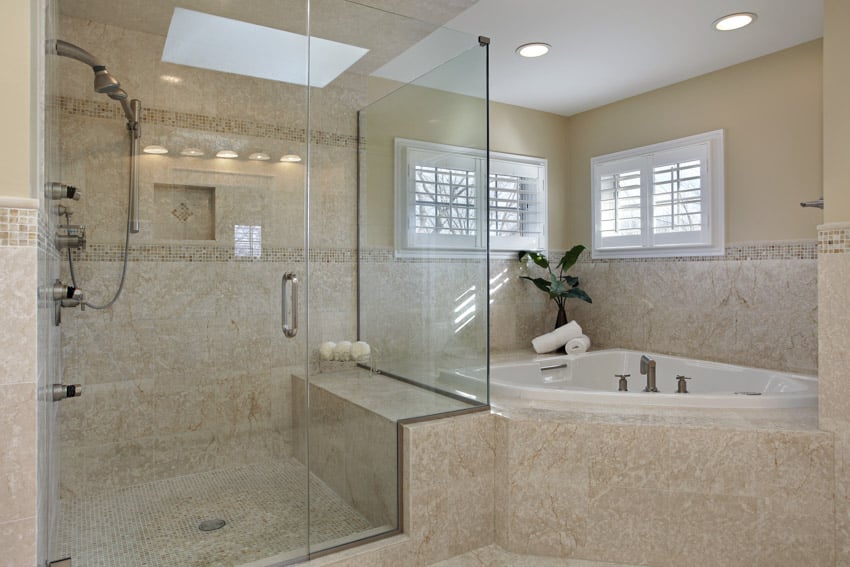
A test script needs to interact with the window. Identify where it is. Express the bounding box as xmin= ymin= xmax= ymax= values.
xmin=395 ymin=138 xmax=547 ymax=257
xmin=591 ymin=130 xmax=724 ymax=259
xmin=234 ymin=224 xmax=262 ymax=258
